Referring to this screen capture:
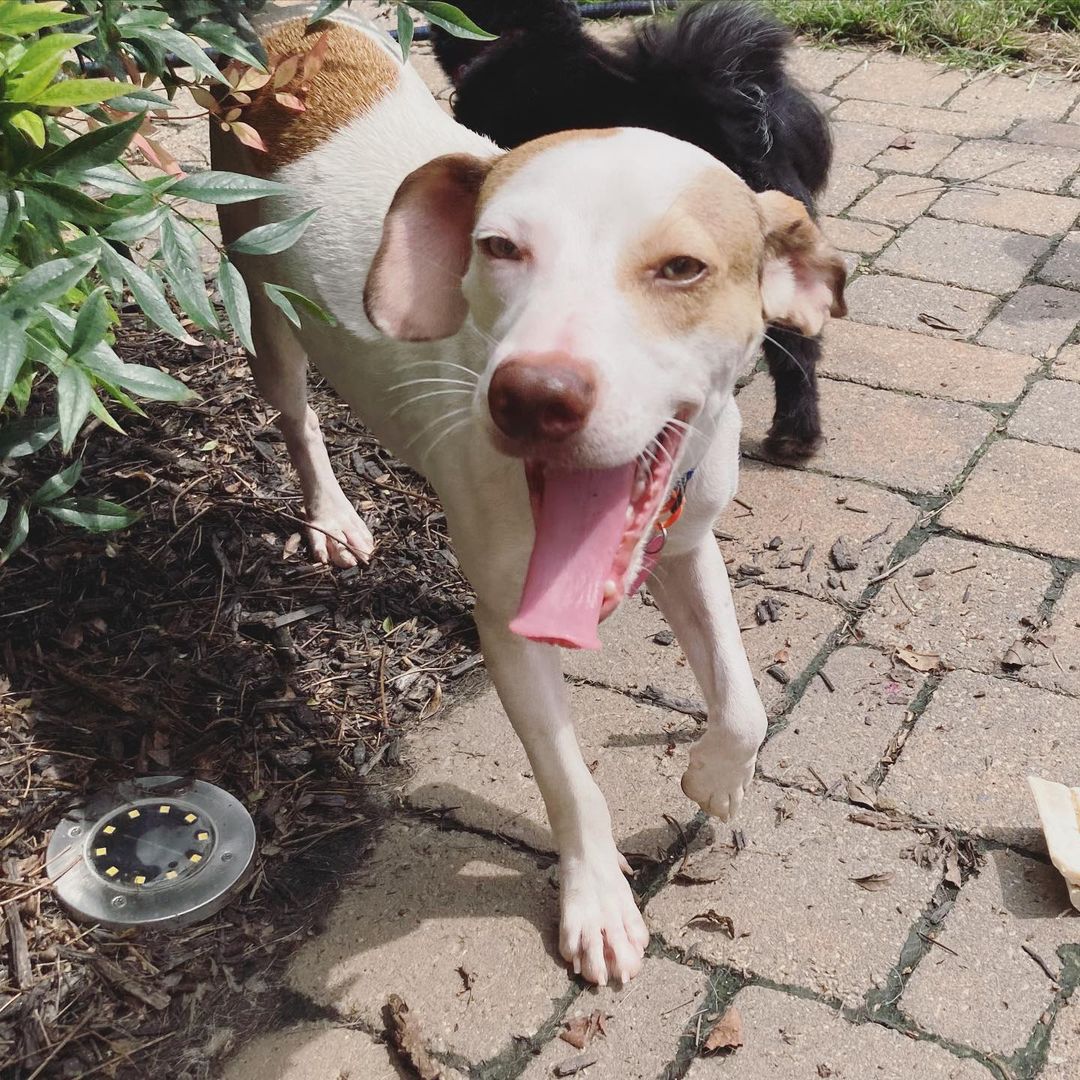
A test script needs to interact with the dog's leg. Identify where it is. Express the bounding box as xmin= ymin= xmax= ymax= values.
xmin=762 ymin=325 xmax=823 ymax=461
xmin=648 ymin=537 xmax=767 ymax=820
xmin=245 ymin=286 xmax=374 ymax=568
xmin=473 ymin=602 xmax=650 ymax=985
